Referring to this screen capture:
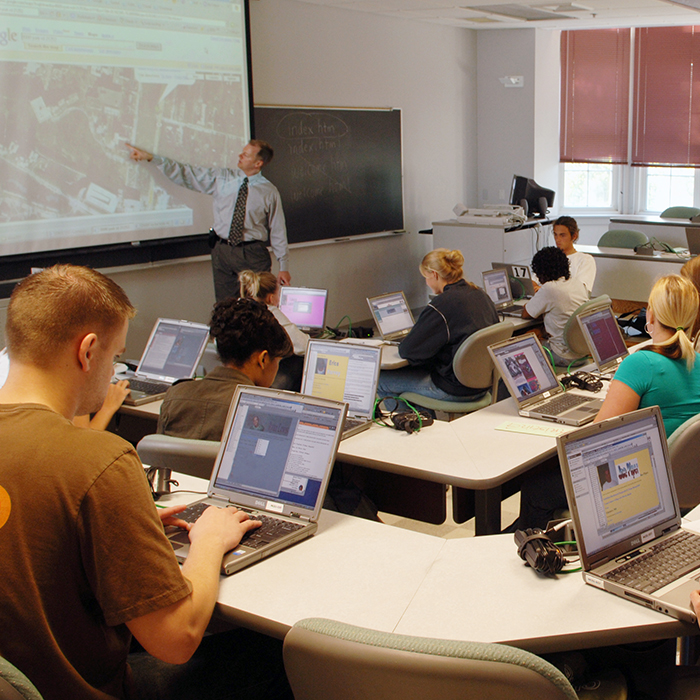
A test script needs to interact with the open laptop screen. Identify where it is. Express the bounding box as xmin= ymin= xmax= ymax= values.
xmin=577 ymin=306 xmax=628 ymax=372
xmin=367 ymin=291 xmax=414 ymax=337
xmin=278 ymin=287 xmax=328 ymax=330
xmin=302 ymin=340 xmax=381 ymax=418
xmin=213 ymin=390 xmax=343 ymax=513
xmin=482 ymin=268 xmax=513 ymax=309
xmin=560 ymin=409 xmax=676 ymax=560
xmin=489 ymin=334 xmax=560 ymax=402
xmin=138 ymin=319 xmax=210 ymax=381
